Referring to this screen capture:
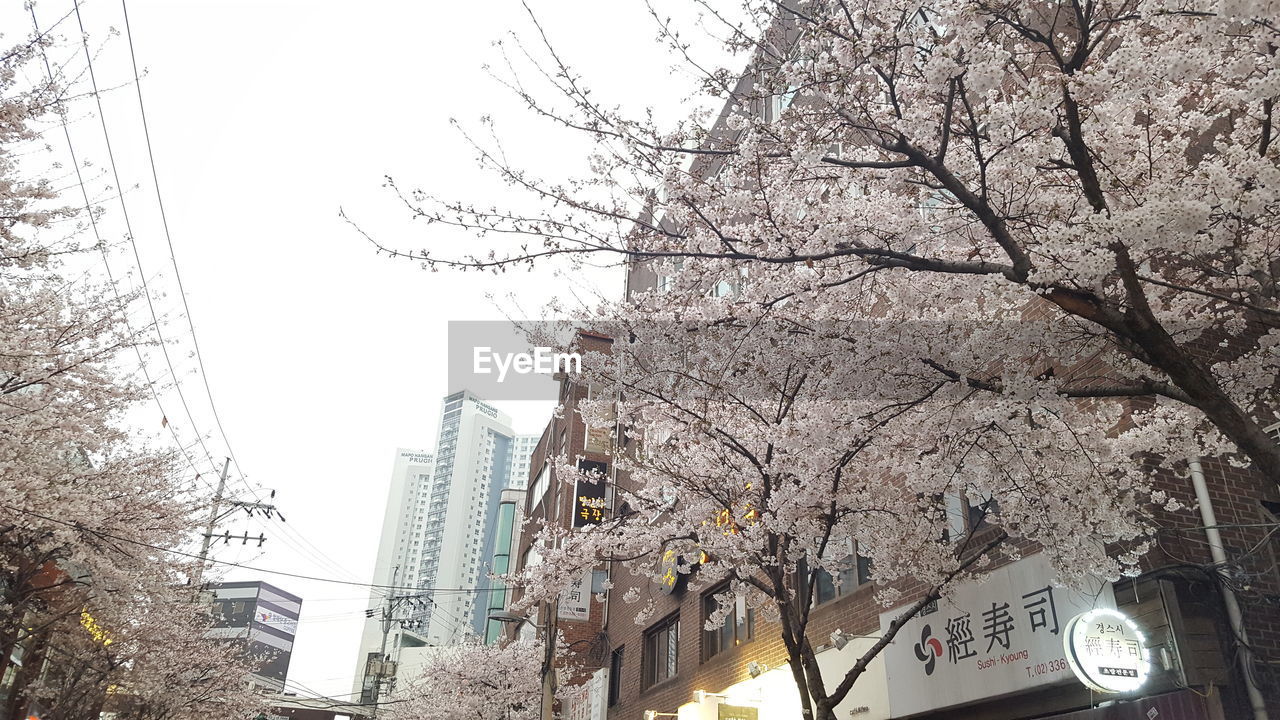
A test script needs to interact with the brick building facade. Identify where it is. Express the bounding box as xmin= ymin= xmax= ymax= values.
xmin=501 ymin=222 xmax=1280 ymax=720
xmin=500 ymin=11 xmax=1280 ymax=719
xmin=508 ymin=331 xmax=618 ymax=715
xmin=511 ymin=411 xmax=1278 ymax=720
